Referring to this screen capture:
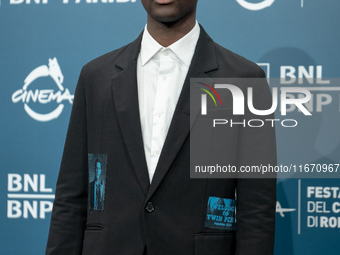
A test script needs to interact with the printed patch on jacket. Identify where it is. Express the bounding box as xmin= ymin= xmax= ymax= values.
xmin=205 ymin=196 xmax=236 ymax=230
xmin=88 ymin=153 xmax=107 ymax=211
